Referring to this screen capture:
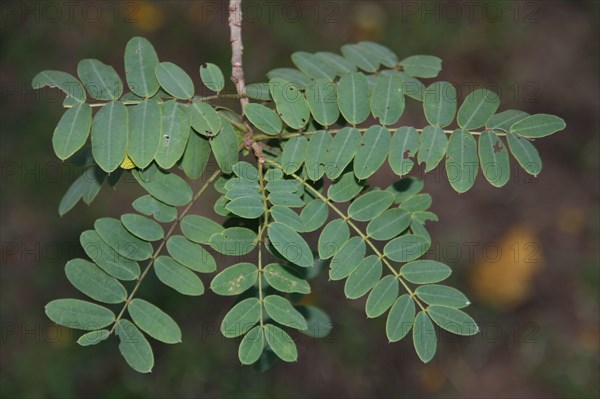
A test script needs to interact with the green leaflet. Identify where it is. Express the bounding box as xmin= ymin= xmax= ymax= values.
xmin=305 ymin=79 xmax=340 ymax=127
xmin=154 ymin=101 xmax=190 ymax=169
xmin=267 ymin=222 xmax=313 ymax=268
xmin=77 ymin=59 xmax=123 ymax=100
xmin=271 ymin=206 xmax=304 ymax=232
xmin=209 ymin=227 xmax=257 ymax=256
xmin=221 ymin=297 xmax=261 ymax=338
xmin=128 ymin=100 xmax=161 ymax=168
xmin=348 ymin=190 xmax=394 ymax=221
xmin=400 ymin=55 xmax=442 ymax=78
xmin=264 ymin=324 xmax=298 ymax=362
xmin=412 ymin=311 xmax=437 ymax=363
xmin=357 ymin=41 xmax=398 ymax=68
xmin=341 ymin=44 xmax=379 ymax=73
xmin=344 ymin=256 xmax=382 ymax=299
xmin=371 ymin=73 xmax=404 ymax=126
xmin=80 ymin=230 xmax=140 ymax=280
xmin=132 ymin=195 xmax=177 ymax=223
xmin=384 ymin=234 xmax=430 ymax=262
xmin=226 ymin=196 xmax=264 ymax=219
xmin=128 ymin=298 xmax=182 ymax=344
xmin=181 ymin=215 xmax=224 ymax=244
xmin=299 ymin=199 xmax=328 ymax=232
xmin=424 ymin=81 xmax=457 ymax=128
xmin=390 ymin=71 xmax=425 ymax=102
xmin=58 ymin=173 xmax=87 ymax=216
xmin=325 ymin=127 xmax=360 ymax=179
xmin=45 ymin=299 xmax=115 ymax=330
xmin=337 ymin=72 xmax=370 ymax=125
xmin=91 ymin=101 xmax=128 ymax=173
xmin=77 ymin=330 xmax=110 ymax=346
xmin=210 ymin=263 xmax=258 ymax=296
xmin=238 ymin=325 xmax=265 ymax=365
xmin=328 ymin=172 xmax=364 ymax=202
xmin=416 ymin=285 xmax=470 ymax=309
xmin=121 ymin=213 xmax=164 ymax=241
xmin=298 ymin=306 xmax=333 ymax=338
xmin=81 ymin=167 xmax=104 ymax=205
xmin=291 ymin=51 xmax=336 ymax=81
xmin=305 ymin=131 xmax=332 ymax=181
xmin=367 ymin=208 xmax=411 ymax=241
xmin=418 ymin=125 xmax=448 ymax=172
xmin=244 ymin=103 xmax=282 ymax=136
xmin=354 ymin=125 xmax=391 ymax=180
xmin=133 ymin=165 xmax=193 ymax=206
xmin=388 ymin=126 xmax=419 ymax=177
xmin=155 ymin=62 xmax=194 ymax=100
xmin=387 ymin=177 xmax=424 ymax=203
xmin=52 ymin=103 xmax=92 ymax=160
xmin=446 ymin=129 xmax=479 ymax=193
xmin=270 ymin=78 xmax=310 ymax=129
xmin=457 ymin=89 xmax=500 ymax=130
xmin=386 ymin=295 xmax=415 ymax=342
xmin=65 ymin=259 xmax=127 ymax=304
xmin=401 ymin=194 xmax=432 ymax=212
xmin=263 ymin=295 xmax=308 ymax=330
xmin=154 ymin=256 xmax=204 ymax=296
xmin=166 ymin=235 xmax=216 ymax=273
xmin=246 ymin=82 xmax=271 ymax=101
xmin=281 ymin=137 xmax=308 ymax=175
xmin=124 ymin=36 xmax=160 ymax=98
xmin=210 ymin=119 xmax=238 ymax=174
xmin=181 ymin=132 xmax=210 ymax=179
xmin=314 ymin=51 xmax=357 ymax=74
xmin=264 ymin=263 xmax=311 ymax=294
xmin=318 ymin=218 xmax=350 ymax=259
xmin=365 ymin=275 xmax=399 ymax=318
xmin=233 ymin=161 xmax=259 ymax=181
xmin=486 ymin=109 xmax=529 ymax=131
xmin=478 ymin=130 xmax=510 ymax=187
xmin=116 ymin=319 xmax=154 ymax=373
xmin=268 ymin=192 xmax=304 ymax=208
xmin=400 ymin=260 xmax=452 ymax=284
xmin=507 ymin=133 xmax=542 ymax=176
xmin=189 ymin=101 xmax=222 ymax=137
xmin=31 ymin=70 xmax=86 ymax=105
xmin=94 ymin=217 xmax=153 ymax=261
xmin=427 ymin=306 xmax=478 ymax=336
xmin=510 ymin=114 xmax=566 ymax=138
xmin=200 ymin=63 xmax=225 ymax=92
xmin=267 ymin=68 xmax=311 ymax=89
xmin=330 ymin=236 xmax=365 ymax=280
